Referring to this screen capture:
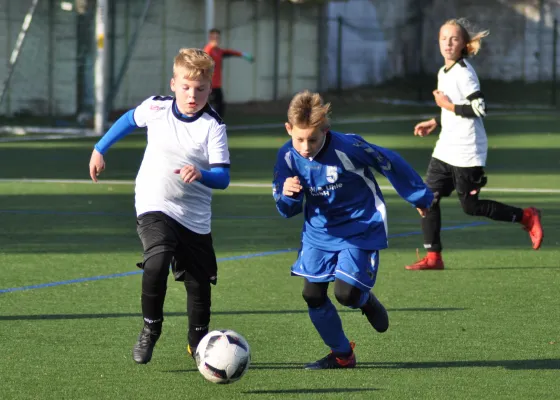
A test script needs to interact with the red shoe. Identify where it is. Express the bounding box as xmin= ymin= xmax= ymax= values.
xmin=521 ymin=207 xmax=543 ymax=250
xmin=405 ymin=251 xmax=445 ymax=270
